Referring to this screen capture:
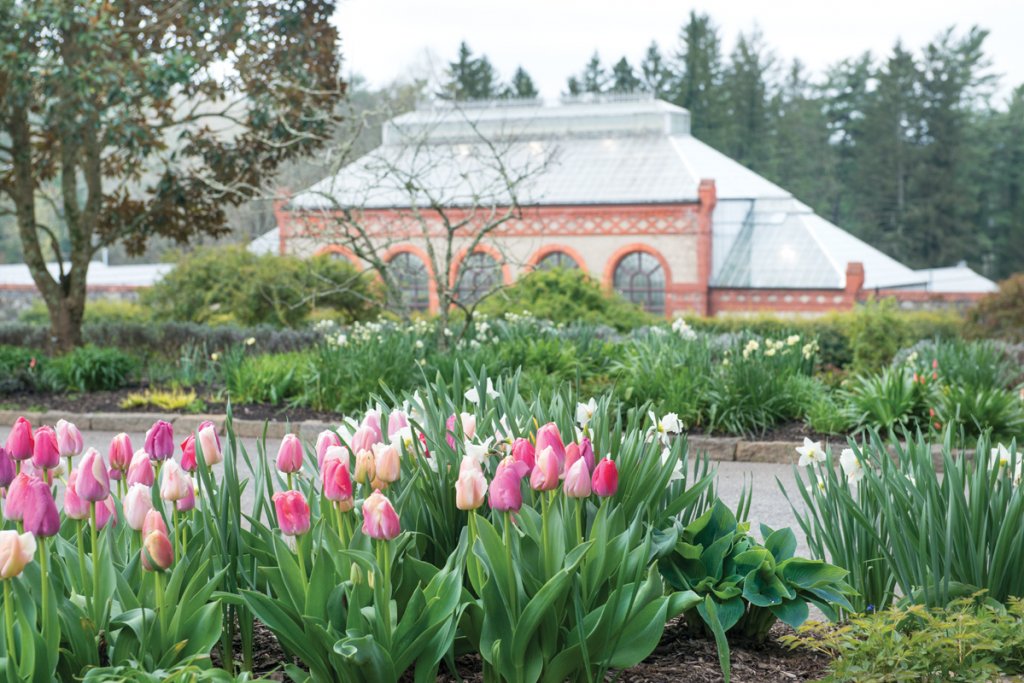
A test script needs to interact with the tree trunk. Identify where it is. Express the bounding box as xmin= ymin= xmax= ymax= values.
xmin=42 ymin=285 xmax=86 ymax=353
